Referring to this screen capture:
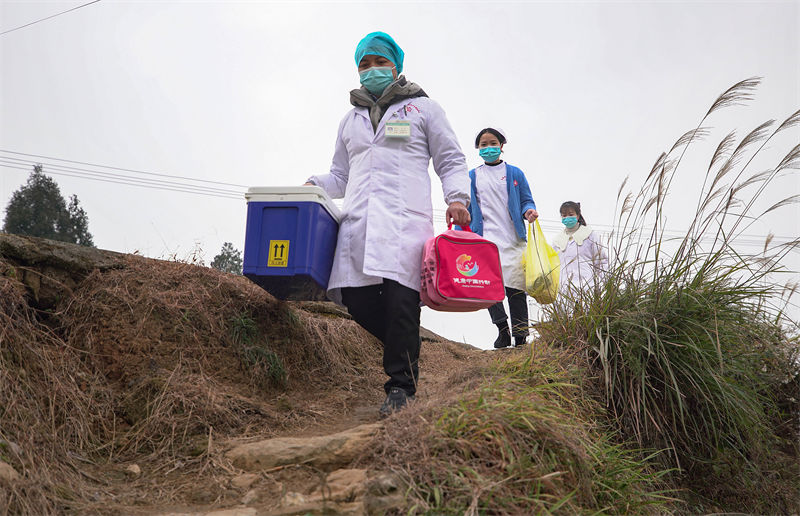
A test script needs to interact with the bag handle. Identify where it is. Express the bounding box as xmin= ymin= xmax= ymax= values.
xmin=529 ymin=220 xmax=548 ymax=278
xmin=448 ymin=223 xmax=473 ymax=233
